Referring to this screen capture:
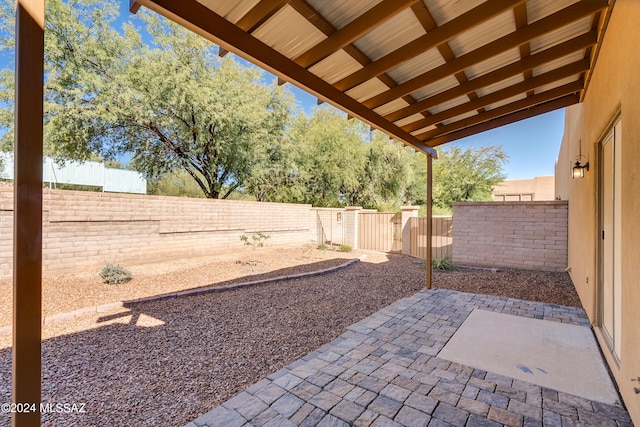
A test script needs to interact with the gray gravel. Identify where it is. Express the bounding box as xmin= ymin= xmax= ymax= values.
xmin=0 ymin=254 xmax=424 ymax=427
